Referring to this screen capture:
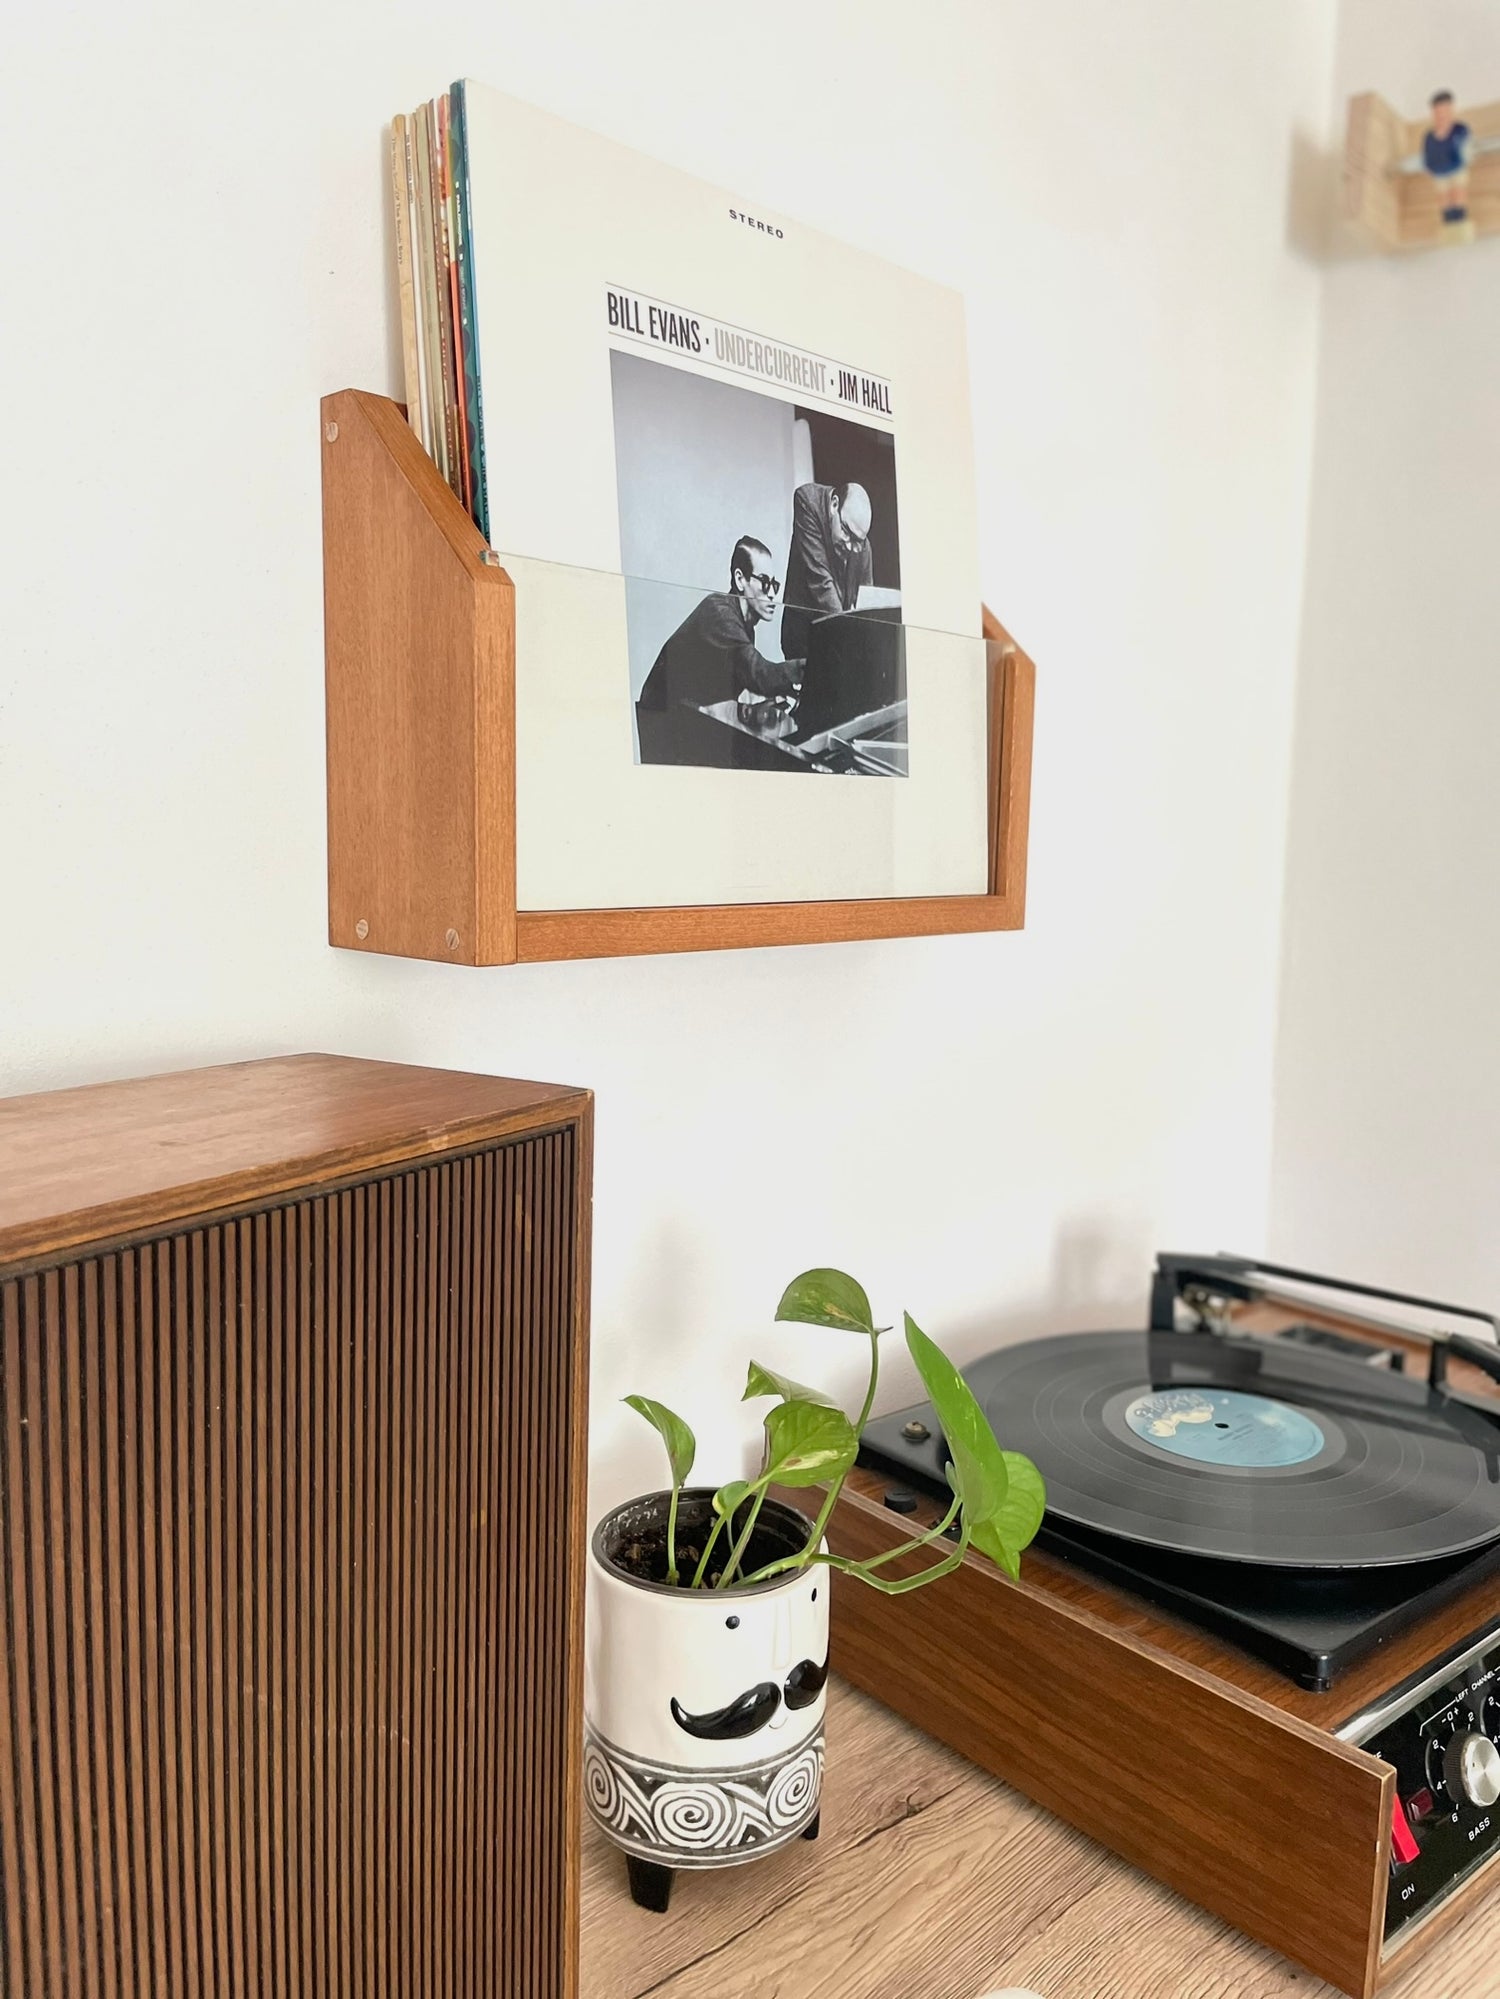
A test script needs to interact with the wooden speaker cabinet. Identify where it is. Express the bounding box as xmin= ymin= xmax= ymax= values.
xmin=0 ymin=1054 xmax=592 ymax=1999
